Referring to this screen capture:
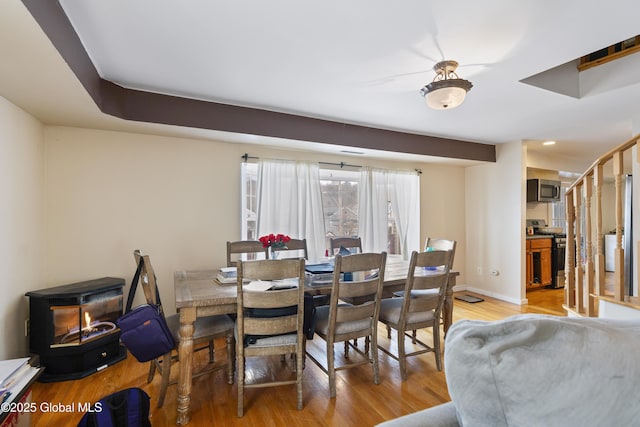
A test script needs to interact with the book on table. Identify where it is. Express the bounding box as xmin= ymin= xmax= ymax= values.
xmin=216 ymin=267 xmax=237 ymax=284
